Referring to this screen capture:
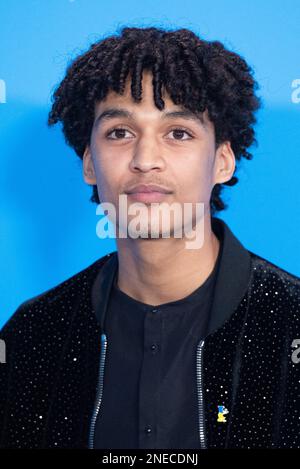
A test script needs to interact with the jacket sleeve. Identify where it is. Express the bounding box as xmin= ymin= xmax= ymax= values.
xmin=277 ymin=308 xmax=300 ymax=447
xmin=0 ymin=302 xmax=29 ymax=445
